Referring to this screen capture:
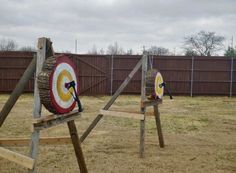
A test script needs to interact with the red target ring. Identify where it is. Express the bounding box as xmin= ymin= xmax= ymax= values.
xmin=49 ymin=55 xmax=77 ymax=114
